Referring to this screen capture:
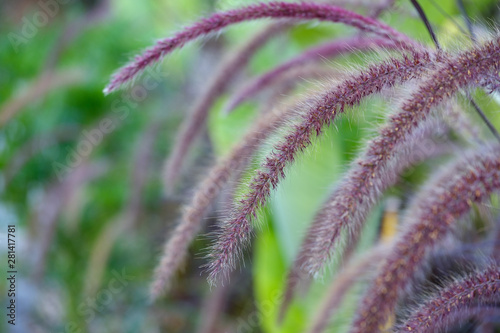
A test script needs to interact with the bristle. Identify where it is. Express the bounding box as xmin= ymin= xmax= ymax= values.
xmin=440 ymin=99 xmax=483 ymax=144
xmin=480 ymin=73 xmax=500 ymax=93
